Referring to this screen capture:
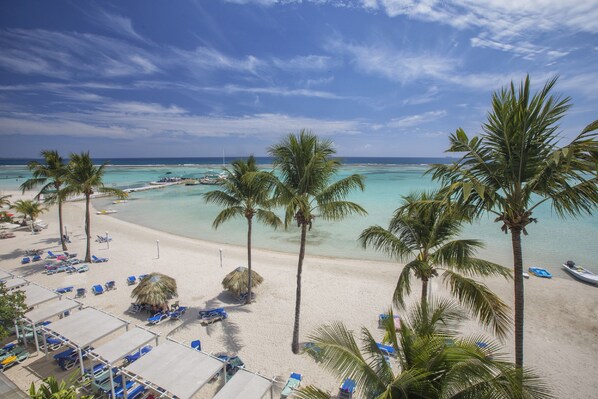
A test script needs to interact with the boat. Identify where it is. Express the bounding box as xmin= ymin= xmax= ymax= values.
xmin=150 ymin=176 xmax=183 ymax=185
xmin=112 ymin=199 xmax=129 ymax=204
xmin=96 ymin=209 xmax=118 ymax=215
xmin=199 ymin=173 xmax=226 ymax=185
xmin=184 ymin=180 xmax=200 ymax=186
xmin=528 ymin=267 xmax=552 ymax=278
xmin=562 ymin=261 xmax=598 ymax=285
